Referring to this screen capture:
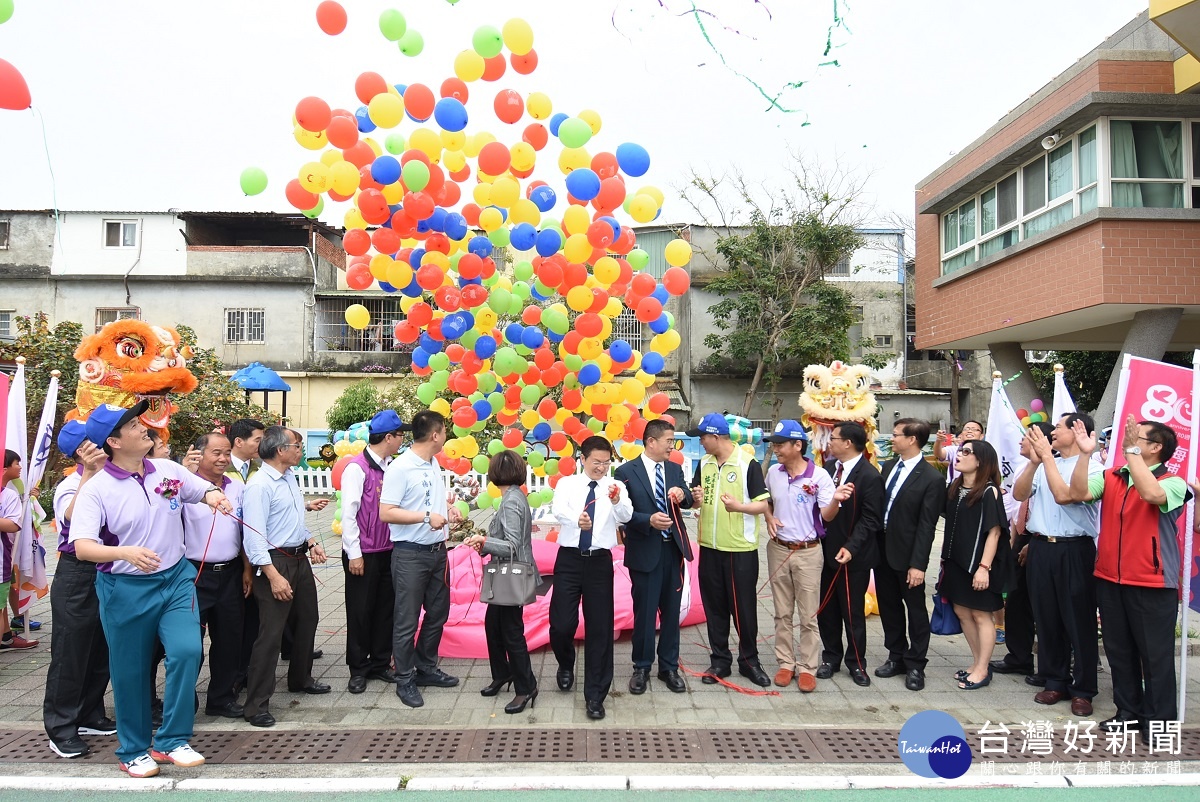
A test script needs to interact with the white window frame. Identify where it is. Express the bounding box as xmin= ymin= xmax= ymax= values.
xmin=1108 ymin=116 xmax=1187 ymax=210
xmin=873 ymin=334 xmax=893 ymax=348
xmin=0 ymin=310 xmax=14 ymax=340
xmin=225 ymin=308 xmax=266 ymax=344
xmin=94 ymin=306 xmax=140 ymax=332
xmin=0 ymin=219 xmax=9 ymax=250
xmin=103 ymin=219 xmax=139 ymax=249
